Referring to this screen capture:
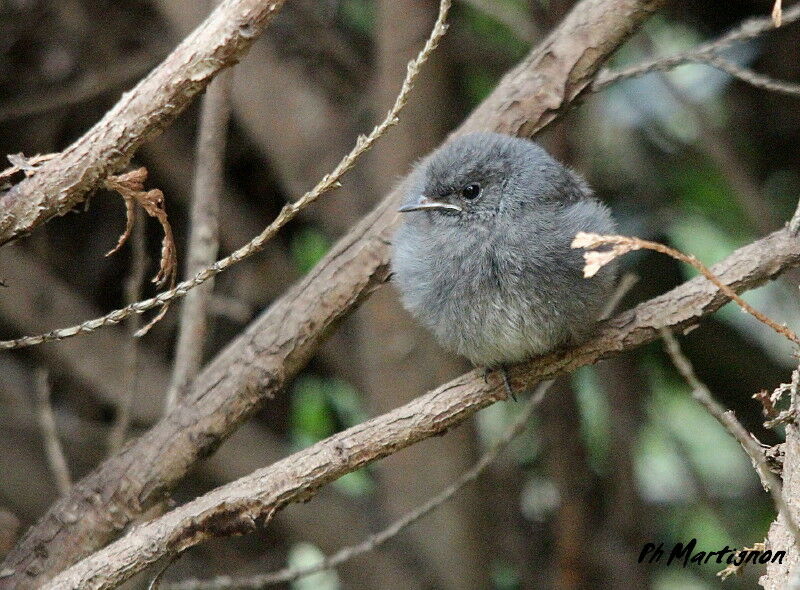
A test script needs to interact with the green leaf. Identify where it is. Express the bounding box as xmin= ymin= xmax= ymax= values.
xmin=291 ymin=376 xmax=337 ymax=448
xmin=290 ymin=227 xmax=331 ymax=274
xmin=338 ymin=0 xmax=375 ymax=36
